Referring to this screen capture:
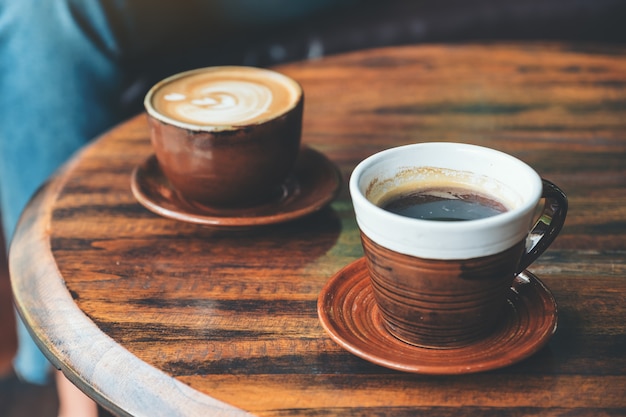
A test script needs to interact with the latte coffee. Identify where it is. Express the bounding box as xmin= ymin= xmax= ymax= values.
xmin=144 ymin=66 xmax=304 ymax=207
xmin=147 ymin=66 xmax=302 ymax=129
